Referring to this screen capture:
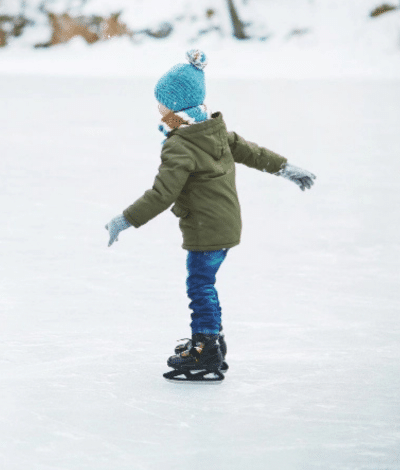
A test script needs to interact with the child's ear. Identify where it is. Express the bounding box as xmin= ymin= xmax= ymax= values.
xmin=158 ymin=103 xmax=170 ymax=117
